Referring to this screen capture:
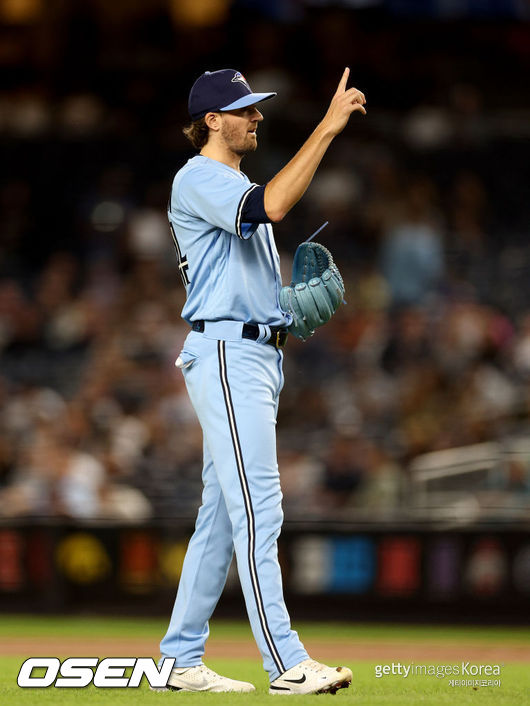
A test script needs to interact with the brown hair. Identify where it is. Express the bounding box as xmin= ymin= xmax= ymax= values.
xmin=182 ymin=117 xmax=209 ymax=150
